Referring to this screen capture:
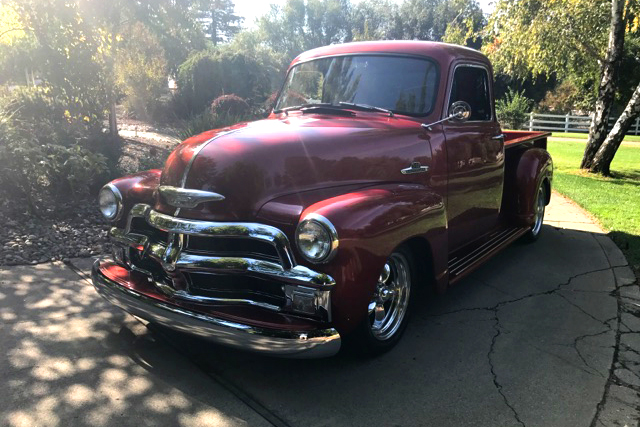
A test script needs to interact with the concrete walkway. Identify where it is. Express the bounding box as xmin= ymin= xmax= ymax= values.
xmin=1 ymin=193 xmax=639 ymax=427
